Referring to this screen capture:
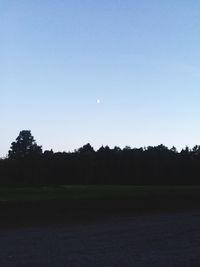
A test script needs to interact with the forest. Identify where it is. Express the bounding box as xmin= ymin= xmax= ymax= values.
xmin=1 ymin=130 xmax=200 ymax=186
